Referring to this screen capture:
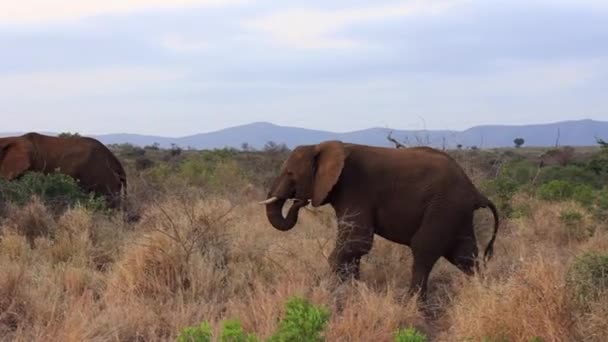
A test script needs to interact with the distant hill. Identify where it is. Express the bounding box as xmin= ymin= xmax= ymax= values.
xmin=2 ymin=119 xmax=607 ymax=150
